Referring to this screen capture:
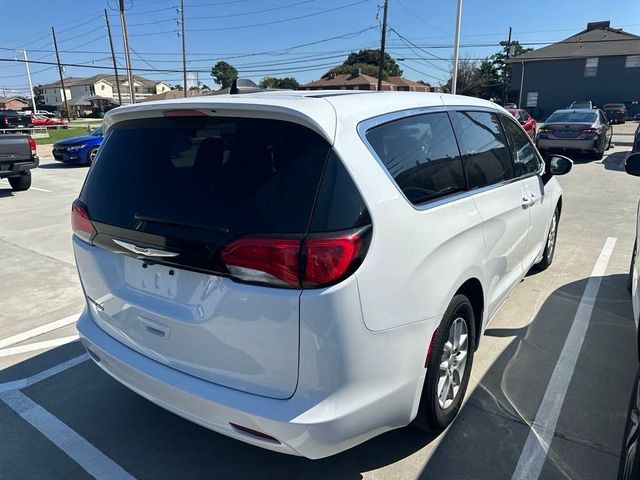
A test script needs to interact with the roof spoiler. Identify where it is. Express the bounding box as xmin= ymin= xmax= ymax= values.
xmin=230 ymin=79 xmax=264 ymax=95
